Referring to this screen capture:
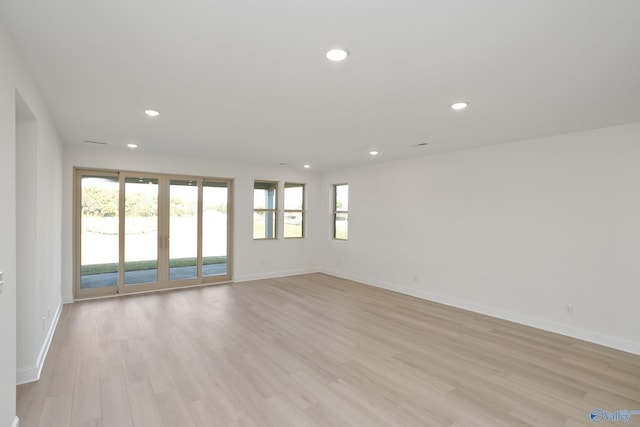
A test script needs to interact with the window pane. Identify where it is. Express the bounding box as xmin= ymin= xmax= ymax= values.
xmin=169 ymin=179 xmax=198 ymax=281
xmin=284 ymin=184 xmax=303 ymax=210
xmin=203 ymin=181 xmax=228 ymax=277
xmin=80 ymin=175 xmax=119 ymax=289
xmin=124 ymin=177 xmax=158 ymax=285
xmin=254 ymin=210 xmax=276 ymax=239
xmin=254 ymin=181 xmax=277 ymax=239
xmin=336 ymin=184 xmax=348 ymax=211
xmin=284 ymin=212 xmax=303 ymax=238
xmin=254 ymin=182 xmax=276 ymax=209
xmin=335 ymin=212 xmax=348 ymax=240
xmin=335 ymin=213 xmax=349 ymax=240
